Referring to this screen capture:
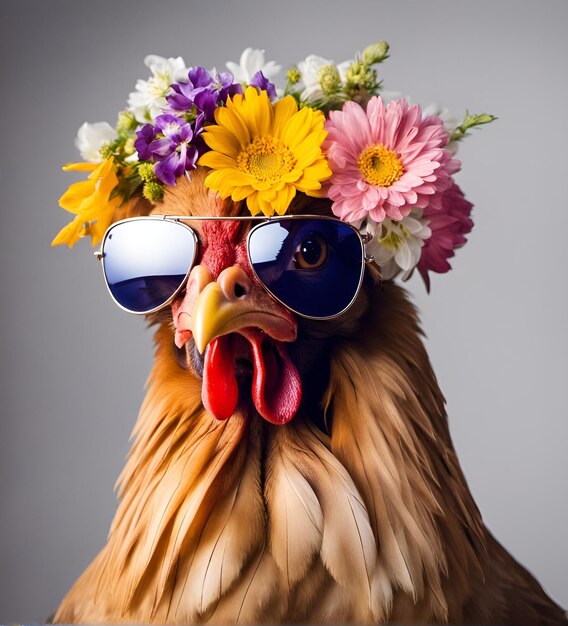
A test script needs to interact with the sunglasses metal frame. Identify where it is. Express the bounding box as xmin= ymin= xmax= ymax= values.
xmin=95 ymin=214 xmax=374 ymax=320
